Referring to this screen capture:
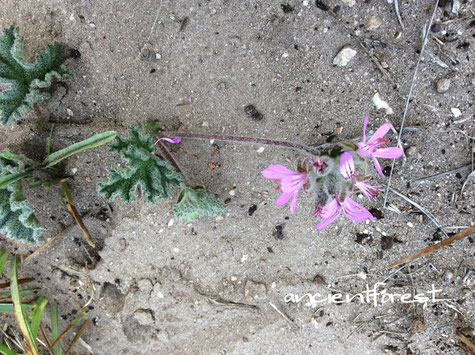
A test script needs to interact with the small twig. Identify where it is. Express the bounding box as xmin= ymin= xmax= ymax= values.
xmin=268 ymin=302 xmax=299 ymax=330
xmin=64 ymin=320 xmax=92 ymax=355
xmin=383 ymin=0 xmax=440 ymax=207
xmin=61 ymin=183 xmax=95 ymax=247
xmin=394 ymin=0 xmax=405 ymax=31
xmin=160 ymin=131 xmax=321 ymax=156
xmin=411 ymin=163 xmax=472 ymax=184
xmin=389 ymin=225 xmax=475 ymax=268
xmin=384 ymin=185 xmax=449 ymax=238
xmin=24 ymin=225 xmax=75 ymax=264
xmin=39 ymin=323 xmax=54 ymax=353
xmin=81 ymin=262 xmax=94 ymax=310
xmin=0 ymin=277 xmax=35 ymax=289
